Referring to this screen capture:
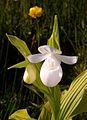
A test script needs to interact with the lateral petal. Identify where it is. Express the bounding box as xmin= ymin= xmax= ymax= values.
xmin=58 ymin=55 xmax=78 ymax=65
xmin=28 ymin=54 xmax=47 ymax=63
